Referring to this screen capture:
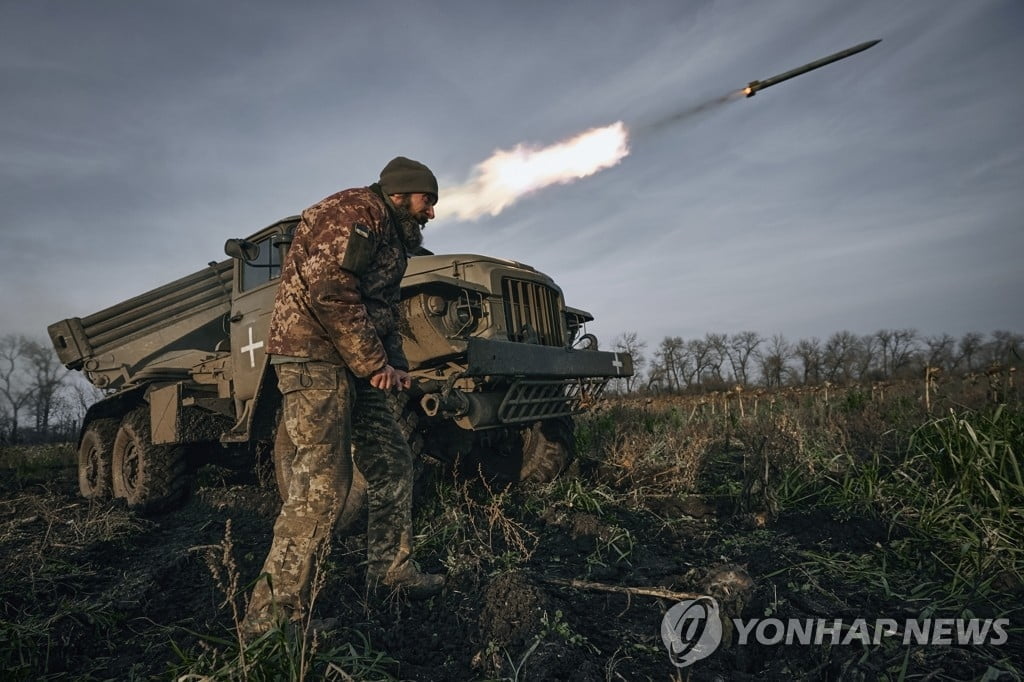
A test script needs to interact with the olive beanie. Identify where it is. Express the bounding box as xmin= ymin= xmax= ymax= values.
xmin=379 ymin=157 xmax=438 ymax=199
